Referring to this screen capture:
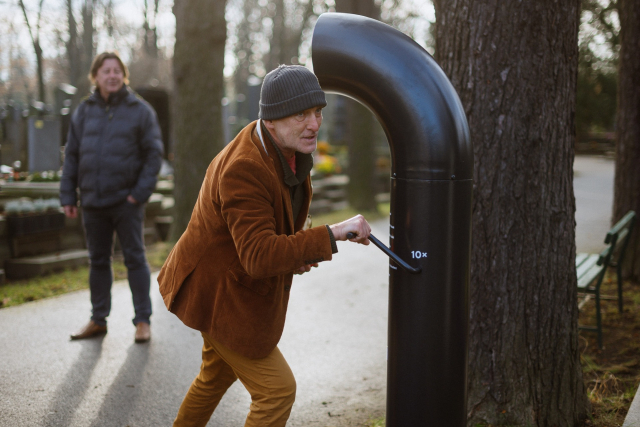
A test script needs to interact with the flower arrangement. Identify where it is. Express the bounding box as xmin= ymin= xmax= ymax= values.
xmin=29 ymin=170 xmax=62 ymax=182
xmin=316 ymin=141 xmax=331 ymax=155
xmin=314 ymin=155 xmax=341 ymax=175
xmin=313 ymin=141 xmax=343 ymax=176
